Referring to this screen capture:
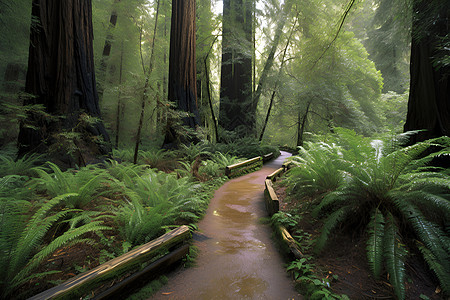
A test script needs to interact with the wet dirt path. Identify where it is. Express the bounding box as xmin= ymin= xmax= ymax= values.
xmin=152 ymin=152 xmax=301 ymax=300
